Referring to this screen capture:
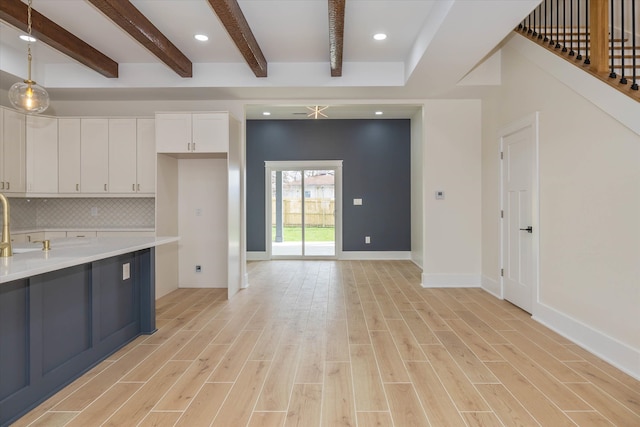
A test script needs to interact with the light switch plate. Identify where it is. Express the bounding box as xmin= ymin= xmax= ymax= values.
xmin=122 ymin=263 xmax=130 ymax=280
xmin=354 ymin=198 xmax=362 ymax=205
